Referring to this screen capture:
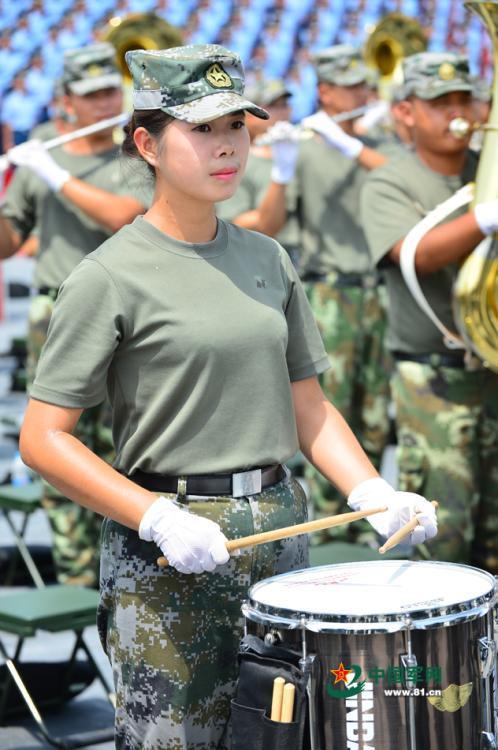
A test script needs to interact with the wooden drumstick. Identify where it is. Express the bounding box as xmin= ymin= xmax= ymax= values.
xmin=281 ymin=682 xmax=295 ymax=723
xmin=271 ymin=677 xmax=285 ymax=722
xmin=379 ymin=501 xmax=439 ymax=554
xmin=156 ymin=505 xmax=388 ymax=568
